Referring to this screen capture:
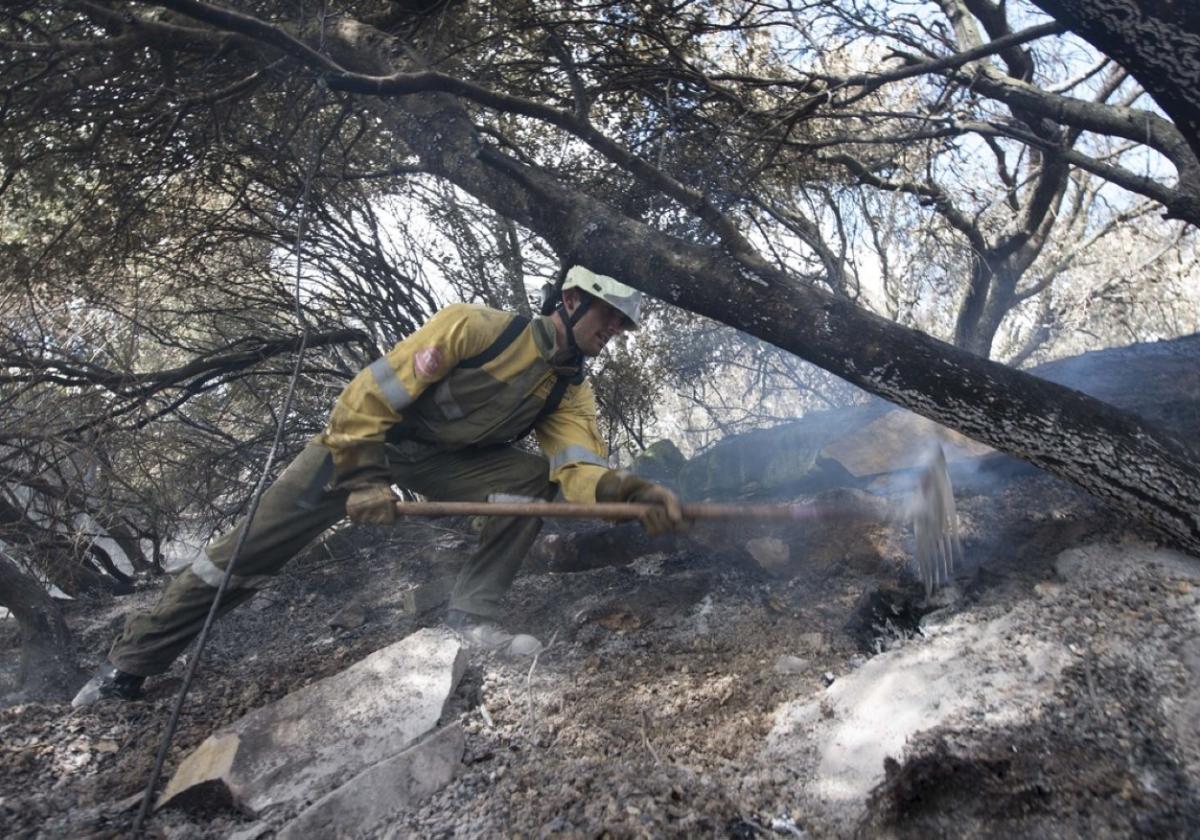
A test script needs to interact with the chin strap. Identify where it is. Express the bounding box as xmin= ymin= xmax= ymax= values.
xmin=555 ymin=293 xmax=592 ymax=356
